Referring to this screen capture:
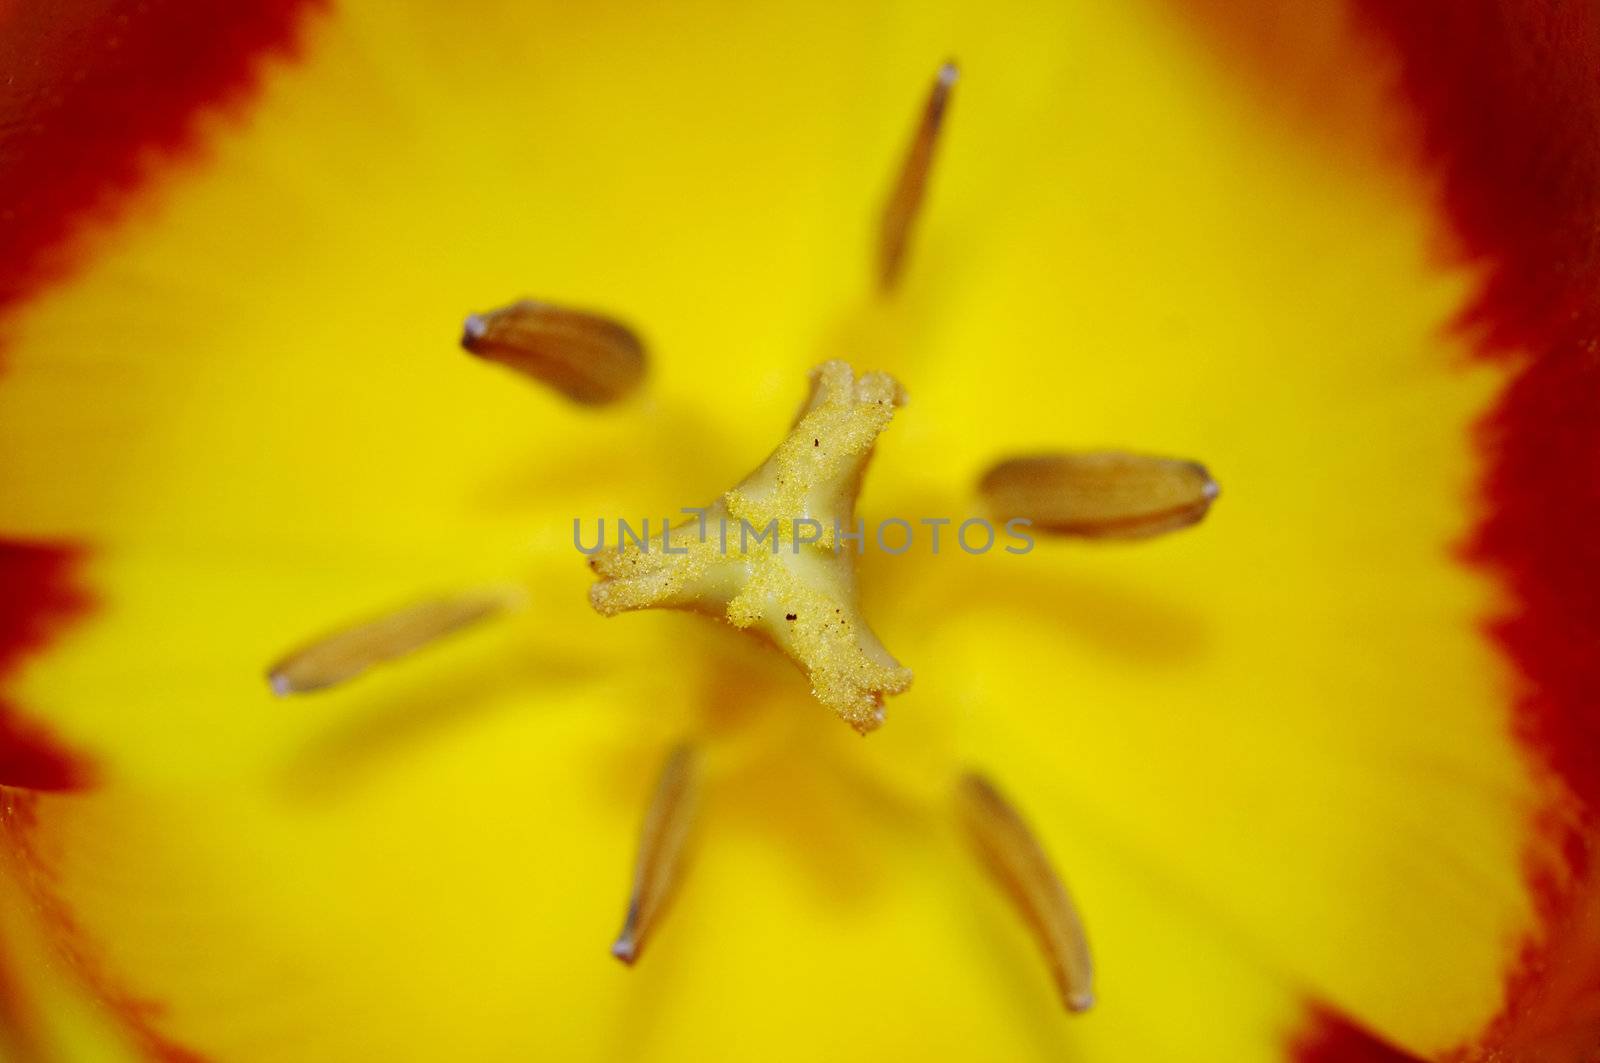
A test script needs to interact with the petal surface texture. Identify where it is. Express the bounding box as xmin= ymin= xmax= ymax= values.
xmin=0 ymin=2 xmax=1560 ymax=1061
